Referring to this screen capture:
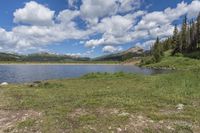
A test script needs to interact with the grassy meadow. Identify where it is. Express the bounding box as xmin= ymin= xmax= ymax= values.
xmin=0 ymin=53 xmax=200 ymax=132
xmin=141 ymin=50 xmax=200 ymax=70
